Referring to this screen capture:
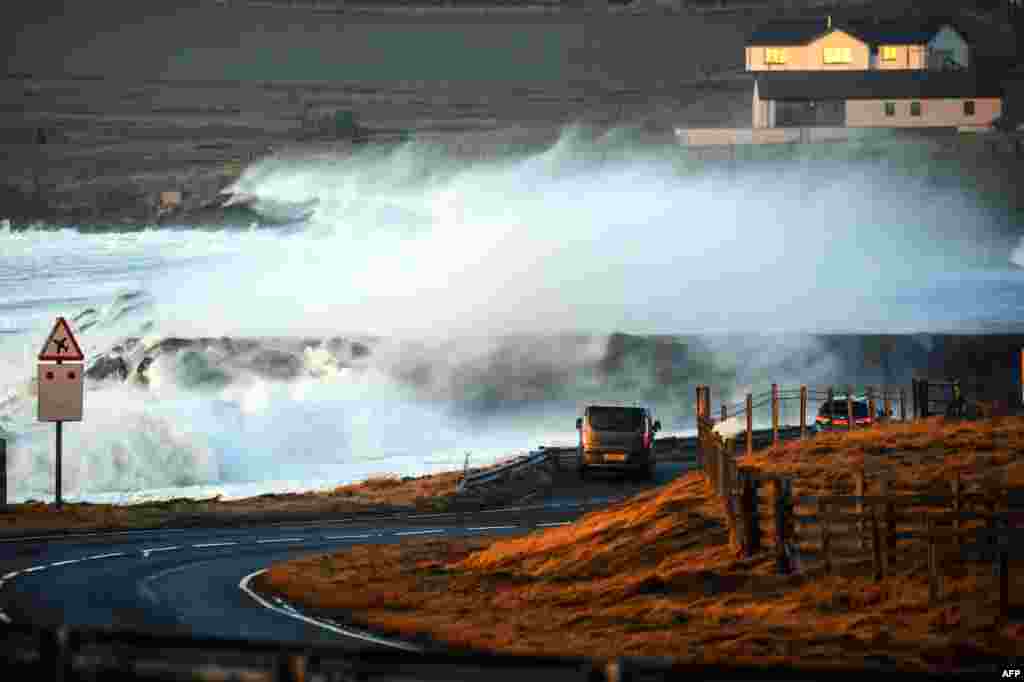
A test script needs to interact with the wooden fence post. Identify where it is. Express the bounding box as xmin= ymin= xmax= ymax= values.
xmin=772 ymin=383 xmax=779 ymax=445
xmin=880 ymin=476 xmax=893 ymax=575
xmin=719 ymin=450 xmax=729 ymax=499
xmin=746 ymin=393 xmax=753 ymax=457
xmin=800 ymin=385 xmax=807 ymax=439
xmin=722 ymin=404 xmax=727 ymax=421
xmin=952 ymin=473 xmax=961 ymax=549
xmin=855 ymin=470 xmax=865 ymax=551
xmin=871 ymin=508 xmax=883 ymax=582
xmin=927 ymin=516 xmax=940 ymax=603
xmin=911 ymin=378 xmax=918 ymax=420
xmin=821 ymin=499 xmax=832 ymax=575
xmin=921 ymin=379 xmax=930 ymax=418
xmin=846 ymin=385 xmax=854 ymax=432
xmin=899 ymin=387 xmax=906 ymax=421
xmin=773 ymin=477 xmax=791 ymax=575
xmin=696 ymin=385 xmax=705 ymax=472
xmin=741 ymin=471 xmax=760 ymax=558
xmin=827 ymin=386 xmax=834 ymax=429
